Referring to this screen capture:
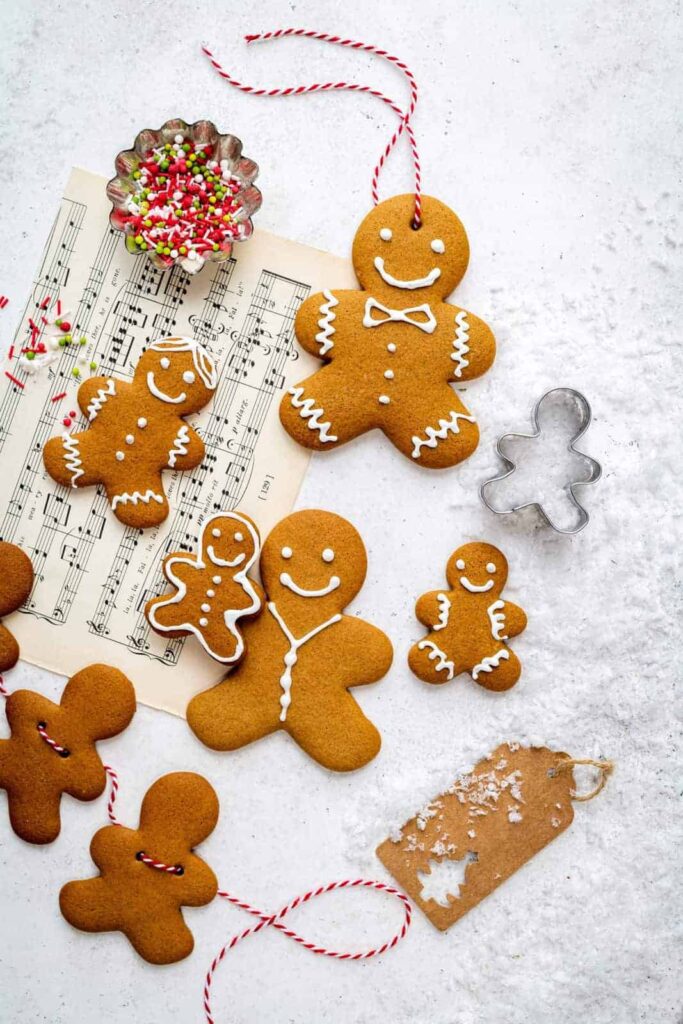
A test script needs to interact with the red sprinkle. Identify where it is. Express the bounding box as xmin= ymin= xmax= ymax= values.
xmin=5 ymin=372 xmax=24 ymax=388
xmin=51 ymin=392 xmax=67 ymax=403
xmin=0 ymin=296 xmax=9 ymax=310
xmin=39 ymin=295 xmax=52 ymax=310
xmin=59 ymin=321 xmax=71 ymax=332
xmin=63 ymin=417 xmax=72 ymax=427
xmin=8 ymin=346 xmax=14 ymax=360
